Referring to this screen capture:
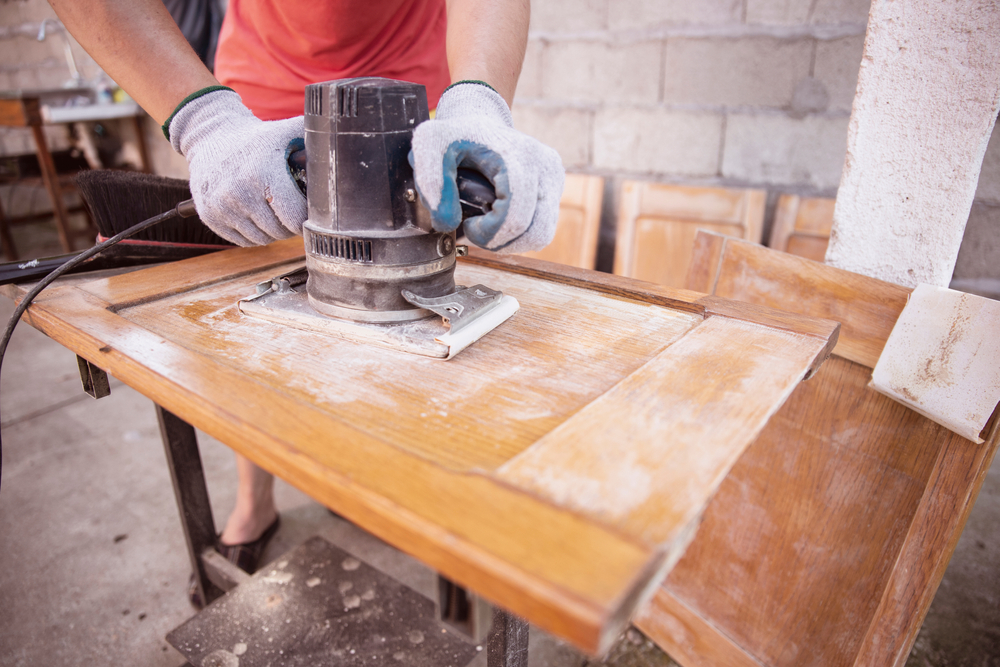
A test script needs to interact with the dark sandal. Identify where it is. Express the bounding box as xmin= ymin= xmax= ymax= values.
xmin=187 ymin=516 xmax=281 ymax=608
